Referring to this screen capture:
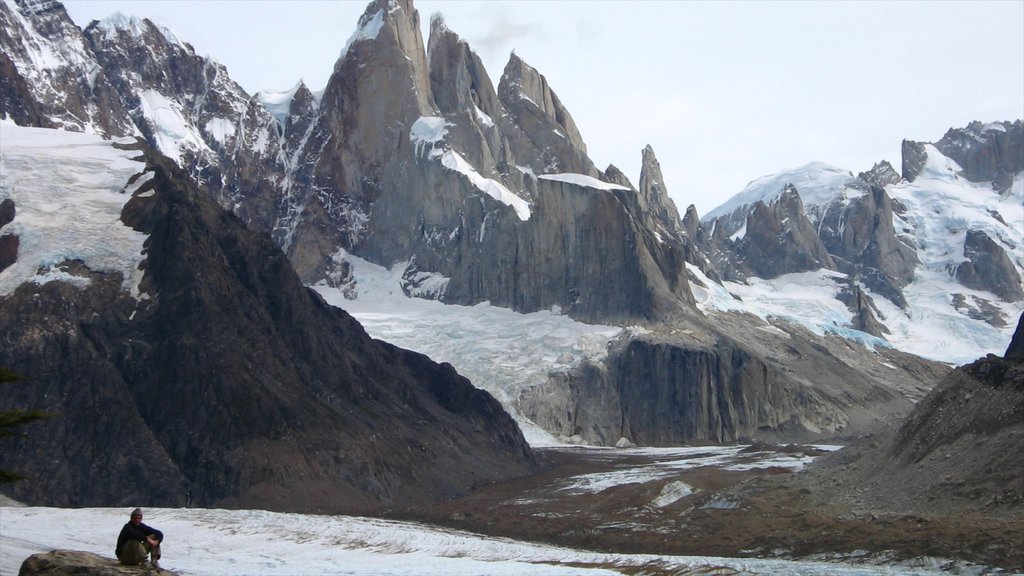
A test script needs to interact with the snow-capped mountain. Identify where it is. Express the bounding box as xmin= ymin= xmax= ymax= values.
xmin=698 ymin=121 xmax=1023 ymax=365
xmin=0 ymin=122 xmax=534 ymax=510
xmin=1 ymin=0 xmax=1019 ymax=455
